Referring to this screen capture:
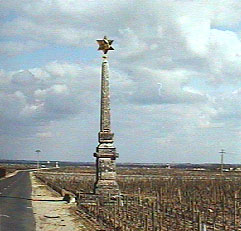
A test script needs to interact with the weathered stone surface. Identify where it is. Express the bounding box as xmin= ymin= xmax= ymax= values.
xmin=100 ymin=56 xmax=111 ymax=133
xmin=93 ymin=37 xmax=119 ymax=196
xmin=94 ymin=157 xmax=119 ymax=195
xmin=98 ymin=131 xmax=114 ymax=143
